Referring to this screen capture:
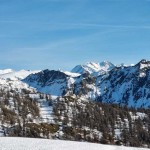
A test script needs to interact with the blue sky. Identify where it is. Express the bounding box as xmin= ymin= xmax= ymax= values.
xmin=0 ymin=0 xmax=150 ymax=70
